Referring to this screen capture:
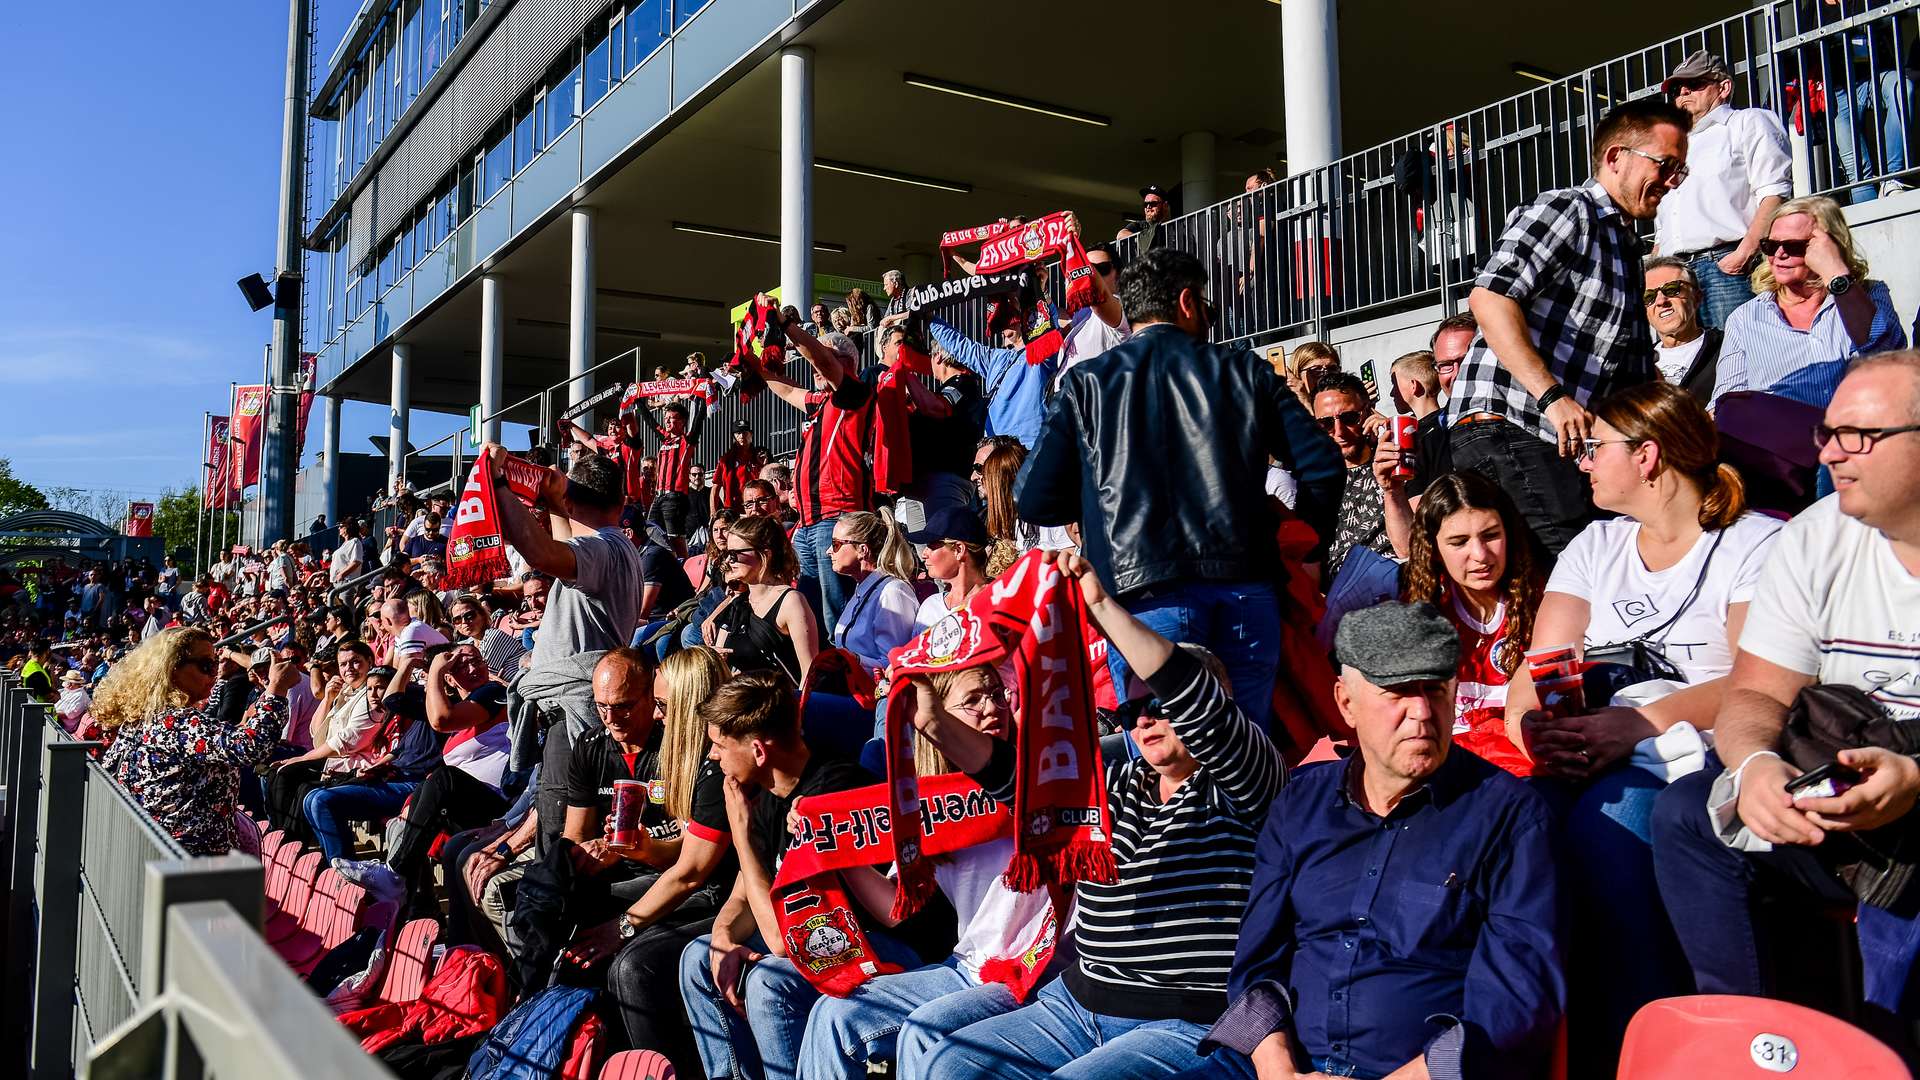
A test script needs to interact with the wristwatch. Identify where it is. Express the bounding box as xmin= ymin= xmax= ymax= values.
xmin=619 ymin=915 xmax=638 ymax=940
xmin=1826 ymin=274 xmax=1854 ymax=296
xmin=492 ymin=841 xmax=513 ymax=861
